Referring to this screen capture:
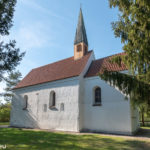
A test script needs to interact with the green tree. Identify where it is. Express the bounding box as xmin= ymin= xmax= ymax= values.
xmin=100 ymin=71 xmax=150 ymax=126
xmin=3 ymin=70 xmax=22 ymax=102
xmin=109 ymin=0 xmax=150 ymax=80
xmin=0 ymin=0 xmax=25 ymax=82
xmin=100 ymin=0 xmax=150 ymax=126
xmin=0 ymin=102 xmax=10 ymax=122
